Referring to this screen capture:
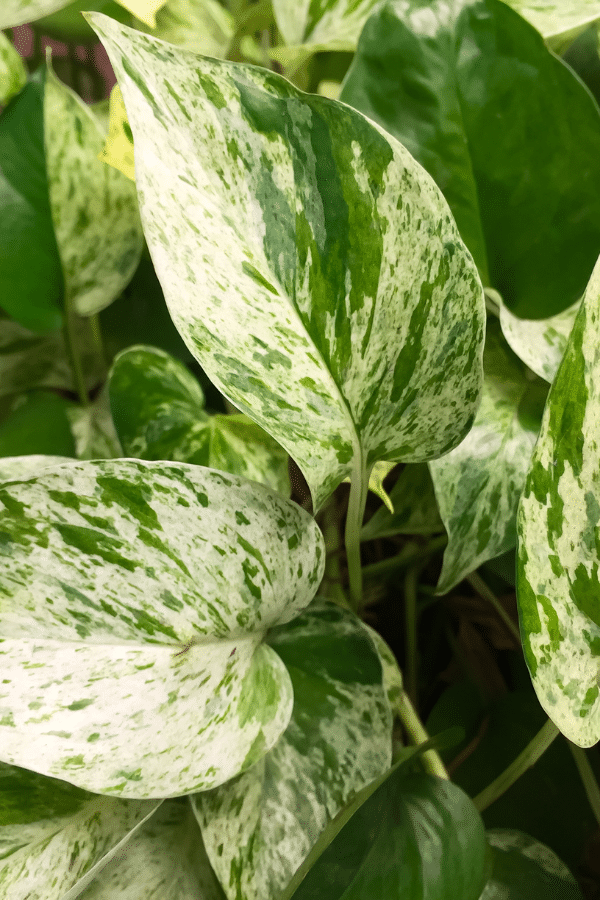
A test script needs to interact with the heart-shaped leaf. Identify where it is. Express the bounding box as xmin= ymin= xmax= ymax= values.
xmin=79 ymin=799 xmax=226 ymax=900
xmin=0 ymin=761 xmax=160 ymax=900
xmin=430 ymin=318 xmax=545 ymax=594
xmin=191 ymin=598 xmax=393 ymax=900
xmin=88 ymin=14 xmax=485 ymax=515
xmin=0 ymin=458 xmax=325 ymax=796
xmin=517 ymin=253 xmax=600 ymax=748
xmin=340 ymin=0 xmax=600 ymax=319
xmin=108 ymin=344 xmax=290 ymax=494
